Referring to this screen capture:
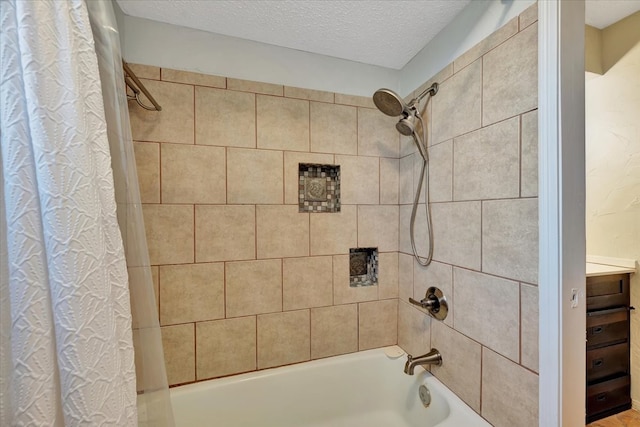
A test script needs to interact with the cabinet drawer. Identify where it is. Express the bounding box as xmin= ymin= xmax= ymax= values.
xmin=586 ymin=274 xmax=630 ymax=310
xmin=586 ymin=342 xmax=629 ymax=383
xmin=586 ymin=375 xmax=631 ymax=418
xmin=587 ymin=307 xmax=629 ymax=349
